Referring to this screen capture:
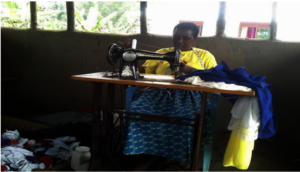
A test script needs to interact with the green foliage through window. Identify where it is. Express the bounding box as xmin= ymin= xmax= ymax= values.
xmin=257 ymin=29 xmax=270 ymax=39
xmin=74 ymin=1 xmax=140 ymax=34
xmin=37 ymin=1 xmax=67 ymax=30
xmin=1 ymin=1 xmax=30 ymax=28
